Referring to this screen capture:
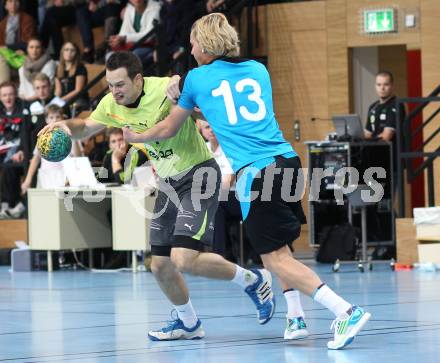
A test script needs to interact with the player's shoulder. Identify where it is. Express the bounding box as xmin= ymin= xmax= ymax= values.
xmin=188 ymin=58 xmax=264 ymax=79
xmin=221 ymin=57 xmax=265 ymax=70
xmin=143 ymin=76 xmax=170 ymax=91
xmin=97 ymin=92 xmax=115 ymax=108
